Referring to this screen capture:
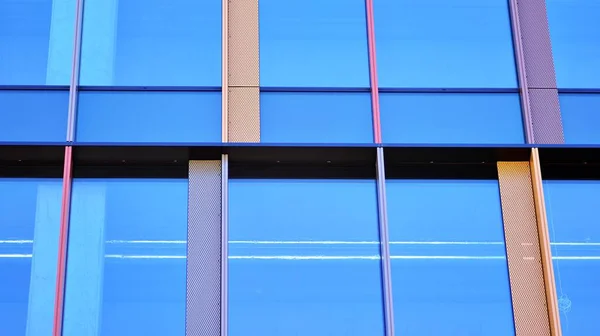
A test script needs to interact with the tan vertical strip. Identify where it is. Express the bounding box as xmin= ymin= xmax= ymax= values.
xmin=497 ymin=161 xmax=551 ymax=336
xmin=221 ymin=0 xmax=228 ymax=142
xmin=530 ymin=148 xmax=562 ymax=336
xmin=227 ymin=0 xmax=260 ymax=142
